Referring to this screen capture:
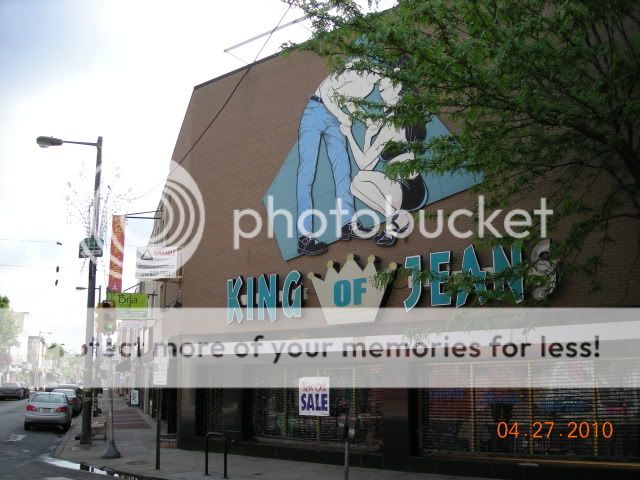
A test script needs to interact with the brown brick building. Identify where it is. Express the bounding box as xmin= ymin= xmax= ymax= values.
xmin=141 ymin=50 xmax=640 ymax=478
